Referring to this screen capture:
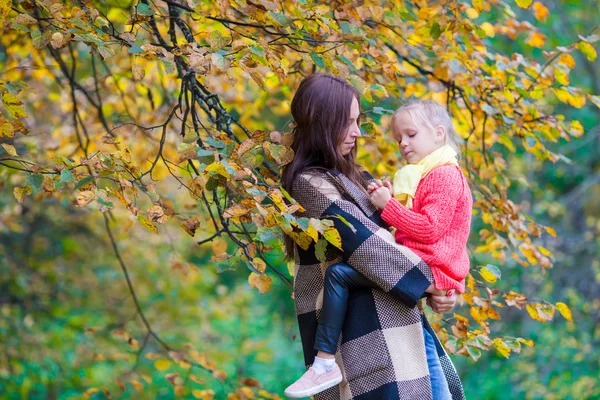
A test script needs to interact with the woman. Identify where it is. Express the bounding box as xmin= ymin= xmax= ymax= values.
xmin=281 ymin=74 xmax=465 ymax=400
